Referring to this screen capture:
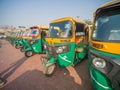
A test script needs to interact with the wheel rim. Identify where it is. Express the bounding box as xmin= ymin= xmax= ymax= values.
xmin=45 ymin=64 xmax=55 ymax=75
xmin=26 ymin=51 xmax=33 ymax=56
